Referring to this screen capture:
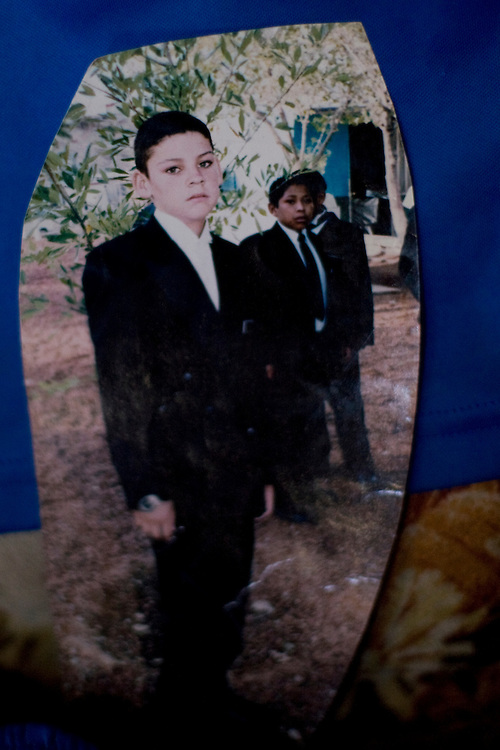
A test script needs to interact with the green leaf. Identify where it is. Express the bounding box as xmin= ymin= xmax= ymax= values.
xmin=68 ymin=103 xmax=86 ymax=117
xmin=48 ymin=187 xmax=61 ymax=204
xmin=21 ymin=295 xmax=50 ymax=320
xmin=45 ymin=151 xmax=63 ymax=169
xmin=310 ymin=26 xmax=322 ymax=42
xmin=220 ymin=37 xmax=232 ymax=63
xmin=33 ymin=185 xmax=51 ymax=201
xmin=45 ymin=230 xmax=78 ymax=243
xmin=61 ymin=172 xmax=74 ymax=189
xmin=239 ymin=33 xmax=253 ymax=54
xmin=303 ymin=59 xmax=321 ymax=76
